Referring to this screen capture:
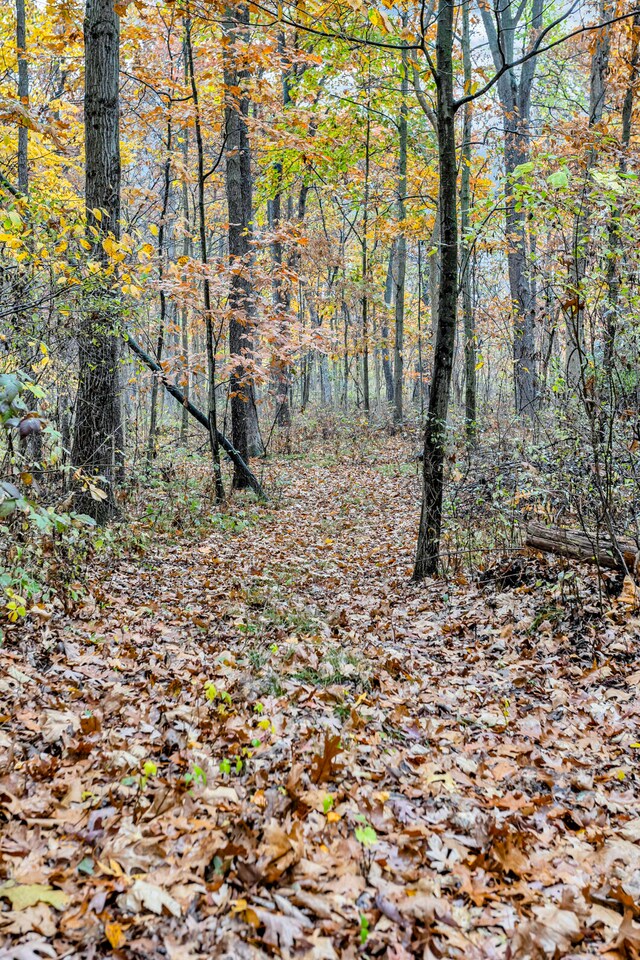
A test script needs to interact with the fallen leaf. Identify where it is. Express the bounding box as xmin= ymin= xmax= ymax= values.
xmin=0 ymin=883 xmax=69 ymax=912
xmin=119 ymin=880 xmax=181 ymax=917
